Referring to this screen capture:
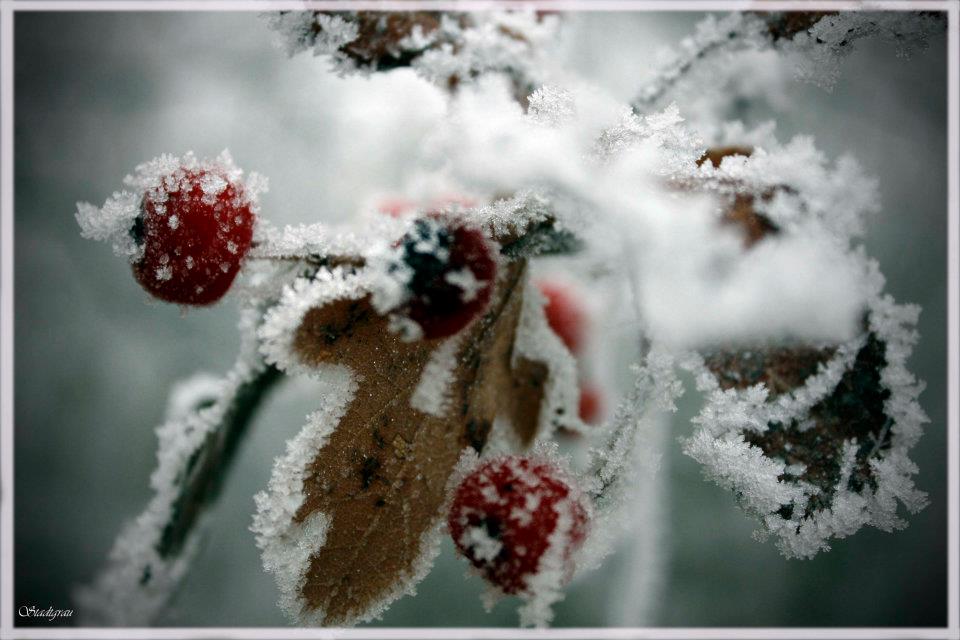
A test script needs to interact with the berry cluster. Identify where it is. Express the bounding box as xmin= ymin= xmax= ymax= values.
xmin=447 ymin=456 xmax=589 ymax=595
